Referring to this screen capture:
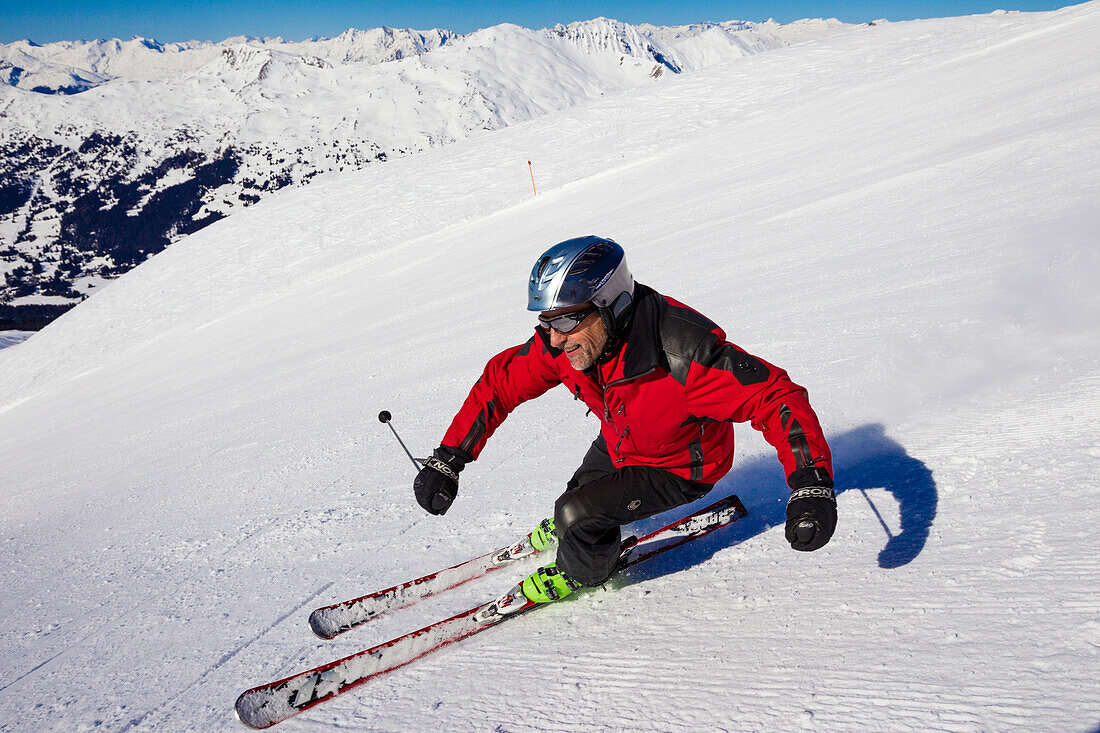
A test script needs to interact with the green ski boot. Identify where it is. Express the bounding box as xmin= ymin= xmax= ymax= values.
xmin=521 ymin=562 xmax=581 ymax=604
xmin=530 ymin=518 xmax=557 ymax=552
